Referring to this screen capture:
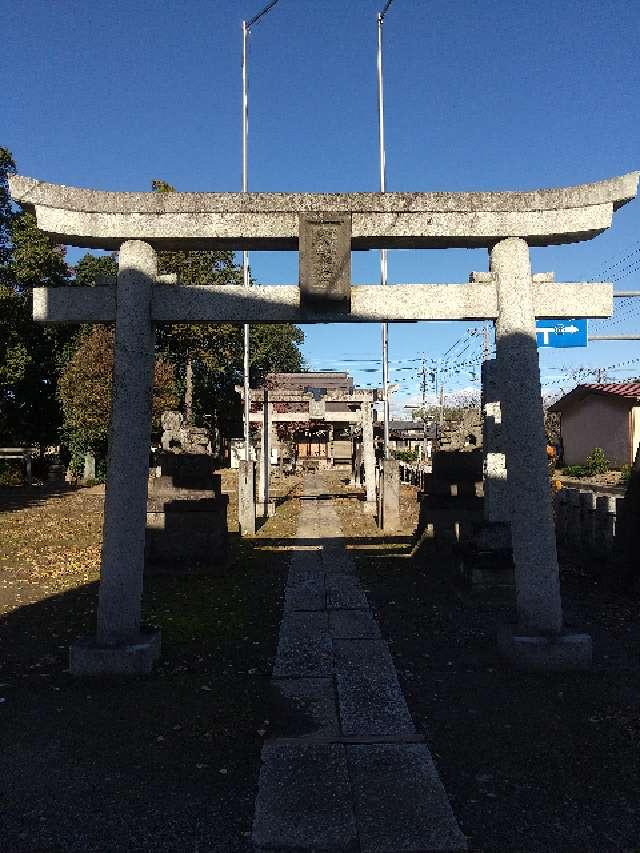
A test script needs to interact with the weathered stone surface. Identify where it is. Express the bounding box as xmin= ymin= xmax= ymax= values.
xmin=497 ymin=626 xmax=592 ymax=671
xmin=13 ymin=173 xmax=638 ymax=212
xmin=381 ymin=459 xmax=400 ymax=532
xmin=321 ymin=548 xmax=356 ymax=576
xmin=252 ymin=743 xmax=358 ymax=851
xmin=283 ymin=574 xmax=326 ymax=612
xmin=288 ymin=549 xmax=324 ymax=577
xmin=31 ymin=281 xmax=615 ymax=325
xmin=273 ymin=612 xmax=332 ymax=678
xmin=325 ymin=574 xmax=369 ymax=610
xmin=32 ymin=284 xmax=116 ymax=323
xmin=299 ymin=214 xmax=351 ymax=314
xmin=329 ymin=610 xmax=381 ymax=640
xmin=362 ymin=403 xmax=376 ymax=511
xmin=69 ymin=632 xmax=161 ymax=677
xmin=481 ymin=358 xmax=509 ymax=526
xmin=271 ymin=678 xmax=339 ymax=739
xmin=96 ymin=240 xmax=156 ymax=648
xmin=11 ymin=172 xmax=638 ymax=250
xmin=334 ymin=639 xmax=415 ymax=736
xmin=492 ymin=238 xmax=564 ymax=635
xmin=238 ymin=460 xmax=256 ymax=536
xmin=82 ymin=453 xmax=96 ymax=482
xmin=347 ymin=744 xmax=468 ymax=852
